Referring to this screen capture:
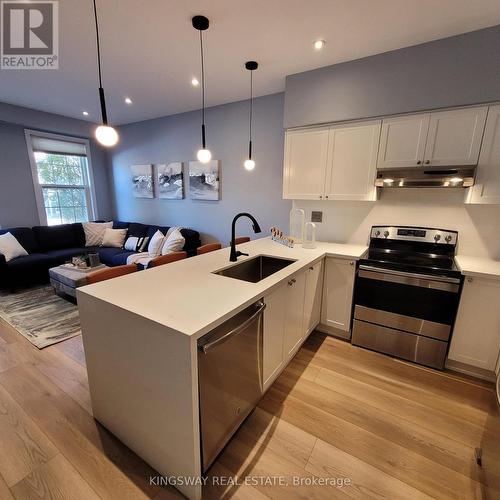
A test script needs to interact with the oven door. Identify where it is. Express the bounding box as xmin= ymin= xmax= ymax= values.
xmin=352 ymin=265 xmax=462 ymax=368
